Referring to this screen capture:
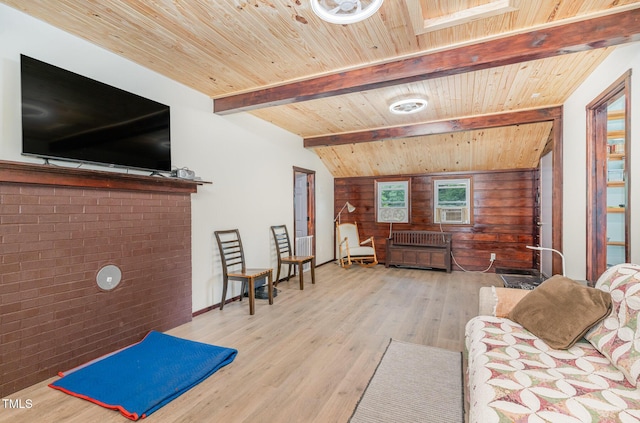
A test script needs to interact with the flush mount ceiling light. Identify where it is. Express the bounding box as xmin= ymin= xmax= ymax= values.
xmin=389 ymin=98 xmax=428 ymax=115
xmin=311 ymin=0 xmax=384 ymax=25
